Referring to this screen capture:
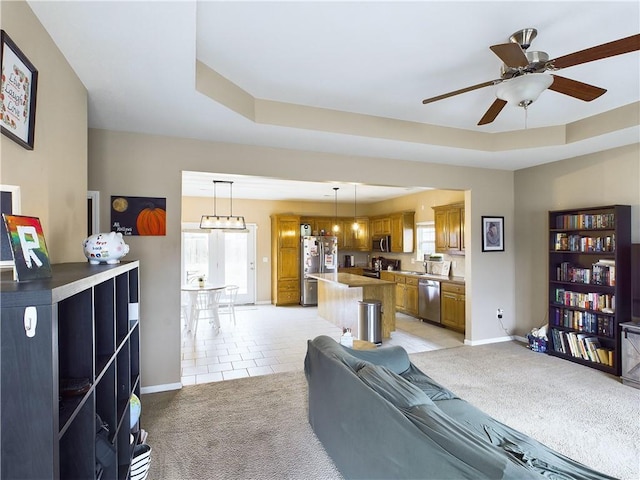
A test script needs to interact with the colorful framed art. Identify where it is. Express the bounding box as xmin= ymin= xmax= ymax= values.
xmin=2 ymin=214 xmax=51 ymax=281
